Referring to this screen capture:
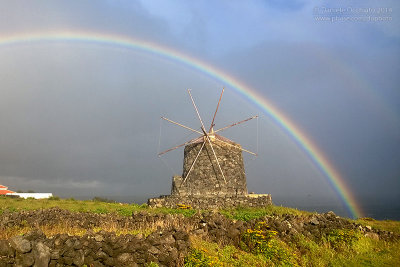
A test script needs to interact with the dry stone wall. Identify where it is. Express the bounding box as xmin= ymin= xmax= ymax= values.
xmin=148 ymin=194 xmax=272 ymax=209
xmin=1 ymin=209 xmax=397 ymax=266
xmin=0 ymin=228 xmax=190 ymax=266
